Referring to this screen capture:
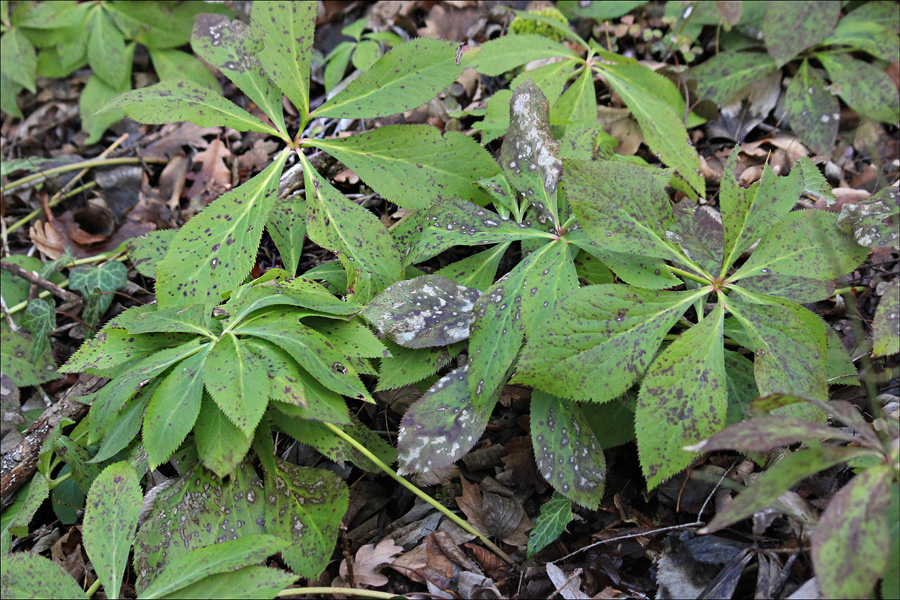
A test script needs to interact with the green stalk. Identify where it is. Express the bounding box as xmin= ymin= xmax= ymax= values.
xmin=666 ymin=264 xmax=711 ymax=285
xmin=277 ymin=587 xmax=406 ymax=599
xmin=322 ymin=422 xmax=515 ymax=565
xmin=1 ymin=157 xmax=166 ymax=194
